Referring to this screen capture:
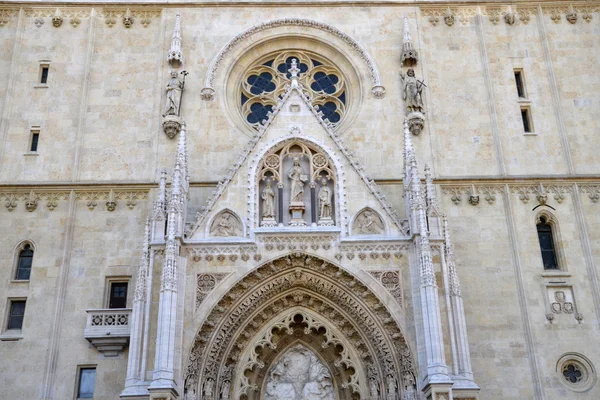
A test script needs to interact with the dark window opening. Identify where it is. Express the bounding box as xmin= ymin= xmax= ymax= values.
xmin=109 ymin=282 xmax=128 ymax=309
xmin=521 ymin=109 xmax=532 ymax=133
xmin=40 ymin=66 xmax=49 ymax=84
xmin=514 ymin=70 xmax=525 ymax=98
xmin=15 ymin=244 xmax=33 ymax=280
xmin=7 ymin=300 xmax=26 ymax=330
xmin=77 ymin=368 xmax=96 ymax=399
xmin=537 ymin=217 xmax=559 ymax=269
xmin=30 ymin=133 xmax=39 ymax=152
